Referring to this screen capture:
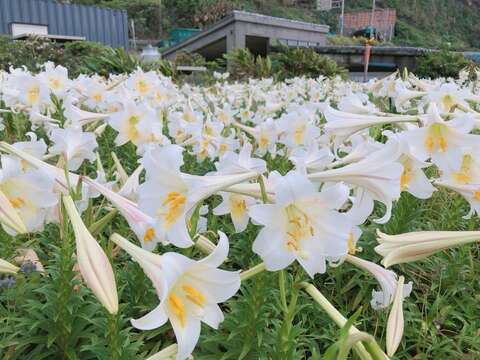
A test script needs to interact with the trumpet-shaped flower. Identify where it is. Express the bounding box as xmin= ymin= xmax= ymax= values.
xmin=402 ymin=104 xmax=478 ymax=172
xmin=109 ymin=101 xmax=162 ymax=149
xmin=214 ymin=142 xmax=266 ymax=175
xmin=398 ymin=154 xmax=436 ymax=199
xmin=323 ymin=105 xmax=418 ymax=142
xmin=110 ymin=232 xmax=240 ymax=360
xmin=0 ymin=155 xmax=57 ymax=234
xmin=434 ymin=180 xmax=480 ymax=219
xmin=308 ymin=140 xmax=403 ymax=224
xmin=139 ymin=145 xmax=258 ymax=248
xmin=289 ymin=142 xmax=333 ymax=173
xmin=345 ymin=255 xmax=412 ymax=310
xmin=337 ymin=92 xmax=378 ymax=115
xmin=375 ymin=230 xmax=480 ymax=267
xmin=49 ymin=127 xmax=97 ymax=171
xmin=83 ymin=176 xmax=160 ymax=251
xmin=249 ymin=171 xmax=351 ymax=277
xmin=63 ymin=196 xmax=118 ymax=314
xmin=213 ymin=192 xmax=256 ymax=233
